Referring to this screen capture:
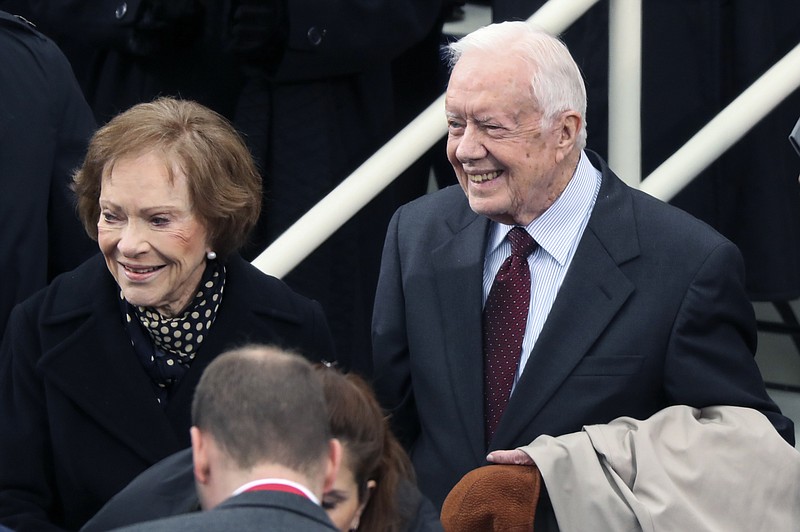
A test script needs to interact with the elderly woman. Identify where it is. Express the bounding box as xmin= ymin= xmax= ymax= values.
xmin=0 ymin=97 xmax=335 ymax=531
